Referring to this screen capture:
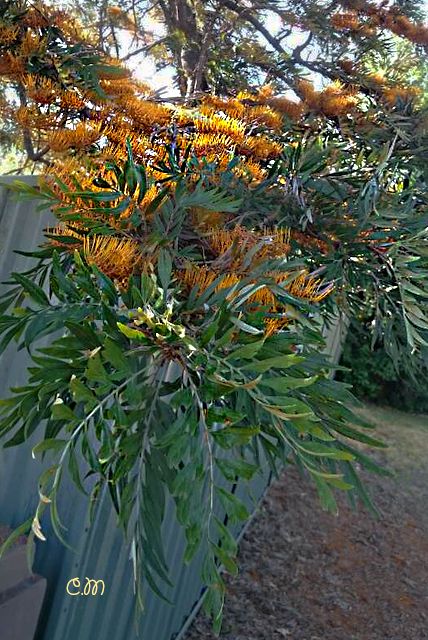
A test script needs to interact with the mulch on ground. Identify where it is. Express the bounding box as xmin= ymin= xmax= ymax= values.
xmin=185 ymin=406 xmax=428 ymax=640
